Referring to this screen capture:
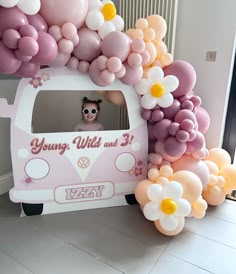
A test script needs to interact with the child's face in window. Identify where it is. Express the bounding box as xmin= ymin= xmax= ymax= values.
xmin=82 ymin=103 xmax=98 ymax=123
